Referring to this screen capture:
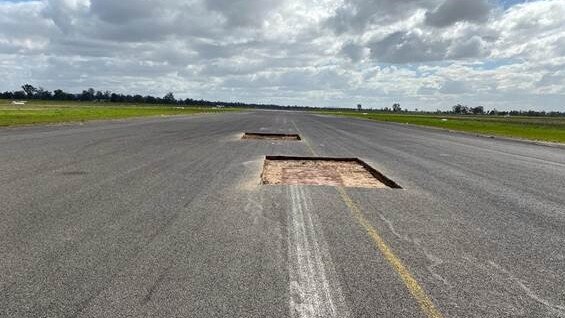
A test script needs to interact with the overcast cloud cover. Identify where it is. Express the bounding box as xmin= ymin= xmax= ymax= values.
xmin=1 ymin=0 xmax=564 ymax=110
